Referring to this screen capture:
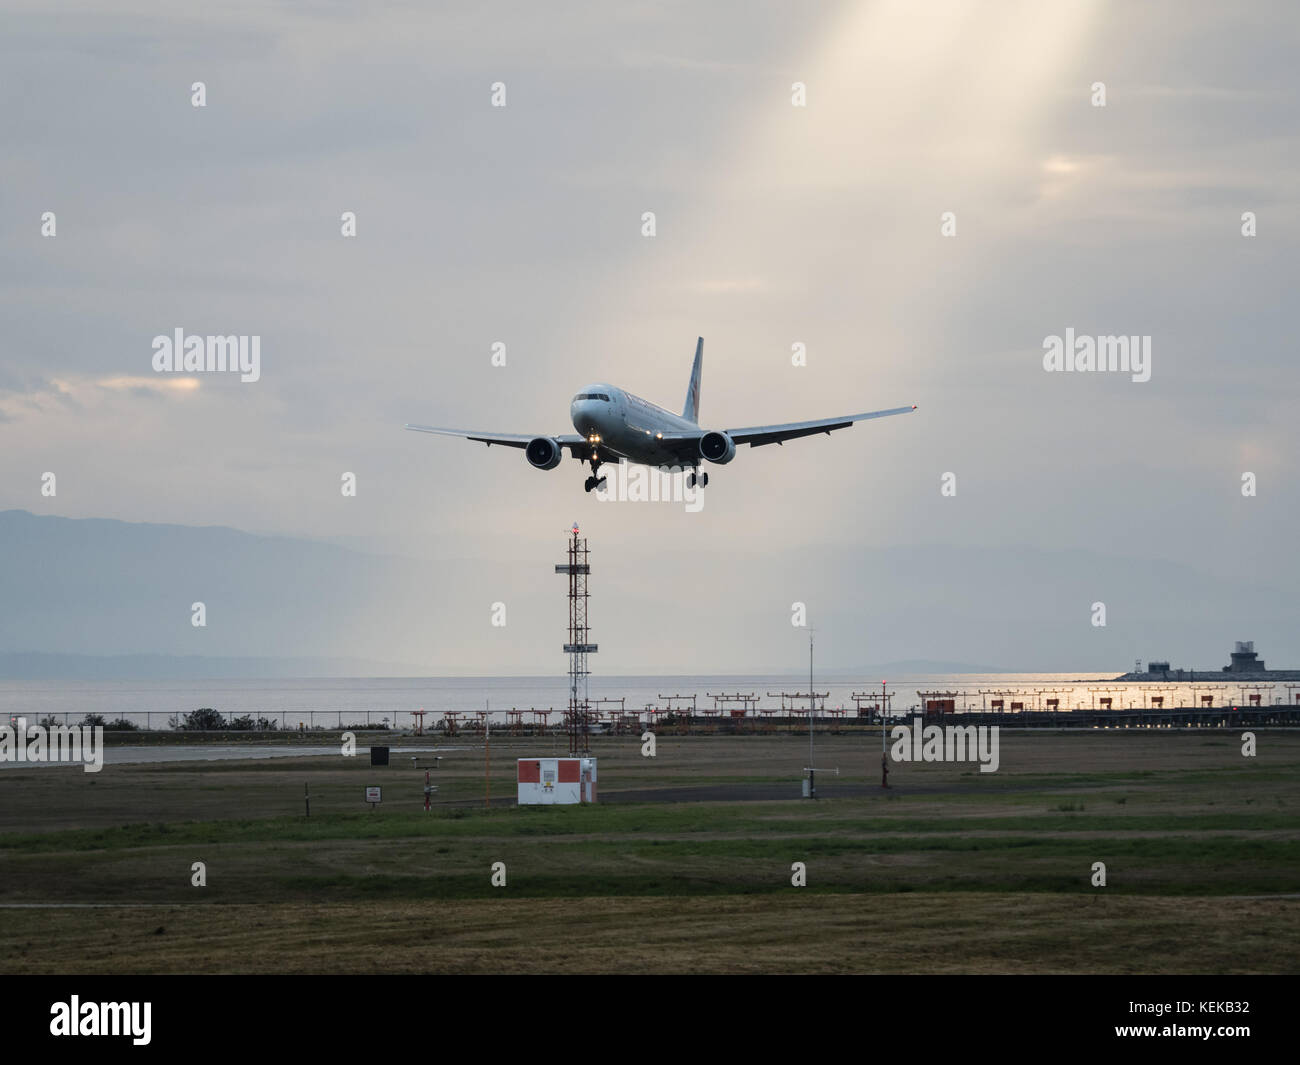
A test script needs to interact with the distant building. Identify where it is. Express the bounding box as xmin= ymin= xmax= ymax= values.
xmin=1224 ymin=641 xmax=1266 ymax=673
xmin=1116 ymin=641 xmax=1295 ymax=682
